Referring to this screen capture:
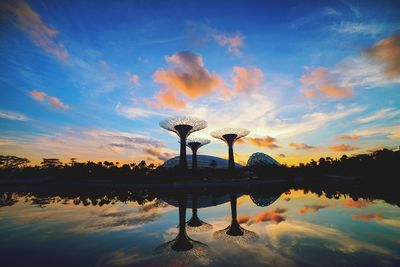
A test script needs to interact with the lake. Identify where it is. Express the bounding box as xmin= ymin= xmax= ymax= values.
xmin=0 ymin=185 xmax=399 ymax=267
